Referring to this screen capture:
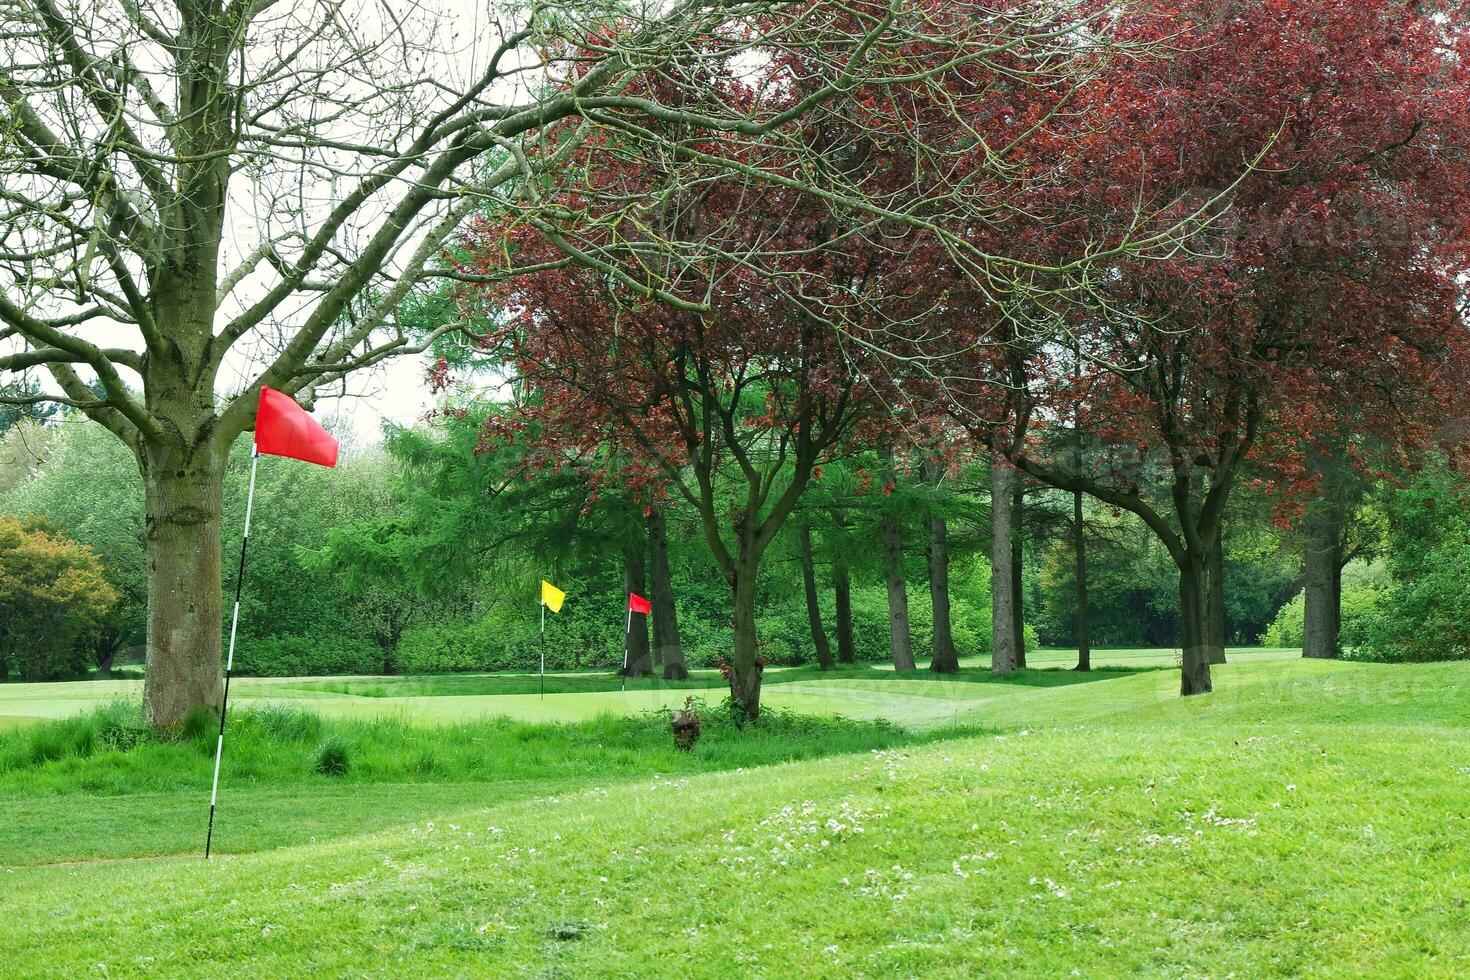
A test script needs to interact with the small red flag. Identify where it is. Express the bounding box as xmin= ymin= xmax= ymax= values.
xmin=255 ymin=387 xmax=339 ymax=468
xmin=628 ymin=592 xmax=652 ymax=615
